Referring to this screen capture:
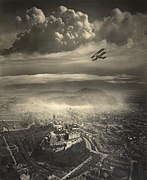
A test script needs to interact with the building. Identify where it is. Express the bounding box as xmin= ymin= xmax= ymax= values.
xmin=20 ymin=173 xmax=30 ymax=180
xmin=65 ymin=131 xmax=81 ymax=141
xmin=40 ymin=129 xmax=81 ymax=152
xmin=129 ymin=156 xmax=144 ymax=180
